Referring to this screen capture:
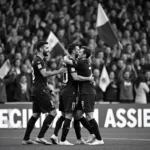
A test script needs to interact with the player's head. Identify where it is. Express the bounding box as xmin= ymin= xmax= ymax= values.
xmin=67 ymin=44 xmax=79 ymax=56
xmin=36 ymin=41 xmax=49 ymax=56
xmin=78 ymin=46 xmax=91 ymax=59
